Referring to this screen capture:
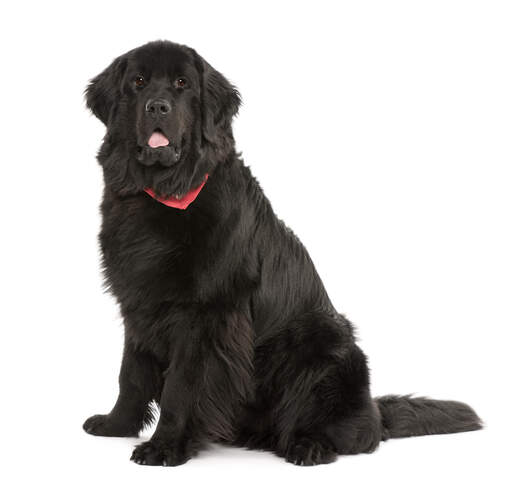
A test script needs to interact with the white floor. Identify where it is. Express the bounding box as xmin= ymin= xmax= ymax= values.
xmin=28 ymin=422 xmax=499 ymax=487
